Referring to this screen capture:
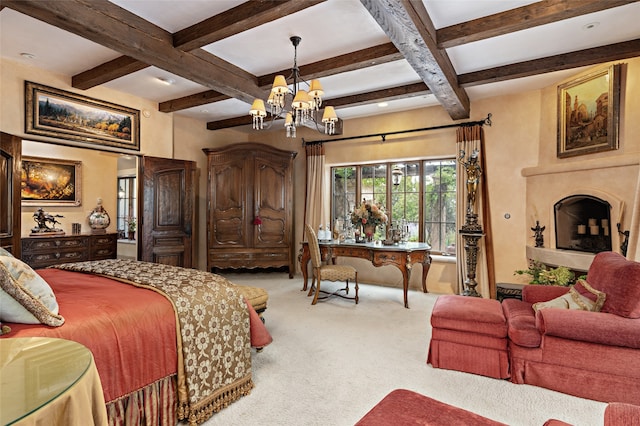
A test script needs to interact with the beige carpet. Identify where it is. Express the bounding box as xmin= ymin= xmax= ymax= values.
xmin=202 ymin=272 xmax=606 ymax=426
